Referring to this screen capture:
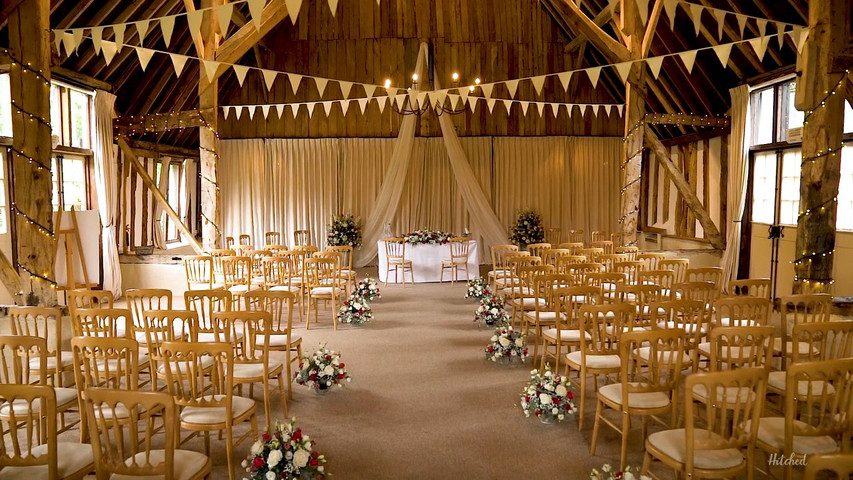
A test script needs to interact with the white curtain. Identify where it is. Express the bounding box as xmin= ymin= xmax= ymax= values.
xmin=181 ymin=159 xmax=196 ymax=238
xmin=151 ymin=158 xmax=171 ymax=249
xmin=567 ymin=137 xmax=623 ymax=241
xmin=721 ymin=85 xmax=752 ymax=291
xmin=91 ymin=90 xmax=122 ymax=298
